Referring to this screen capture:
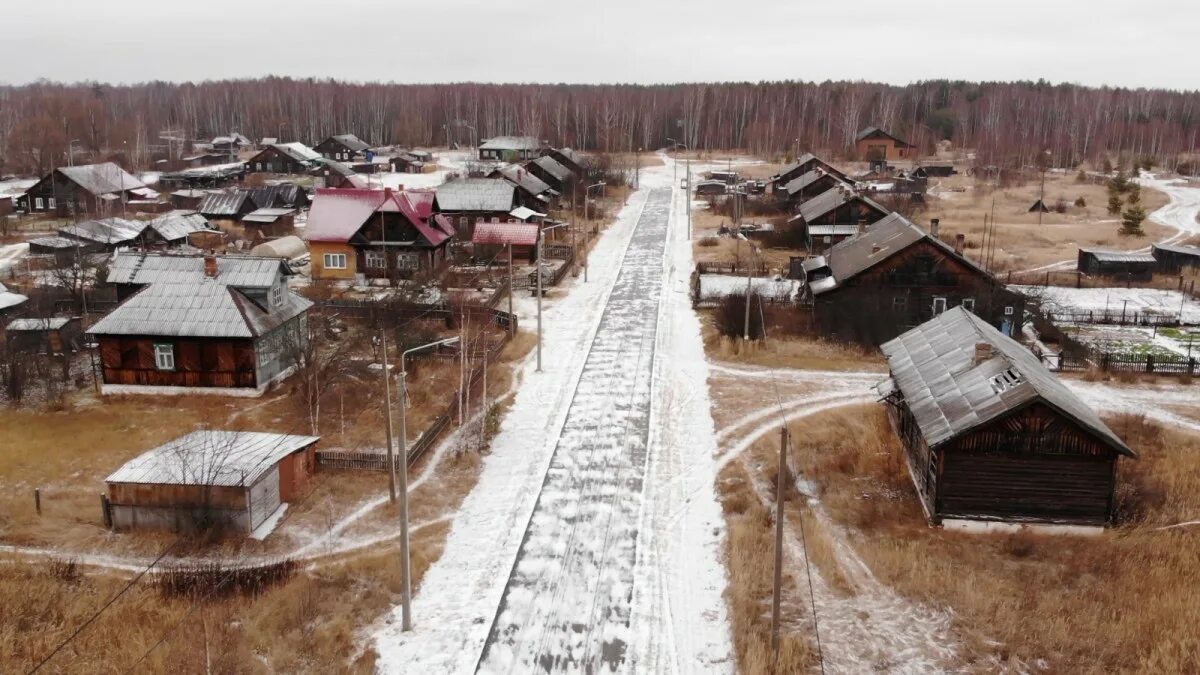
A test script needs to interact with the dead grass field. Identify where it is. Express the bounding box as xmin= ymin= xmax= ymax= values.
xmin=928 ymin=173 xmax=1172 ymax=271
xmin=777 ymin=403 xmax=1200 ymax=673
xmin=700 ymin=314 xmax=884 ymax=372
